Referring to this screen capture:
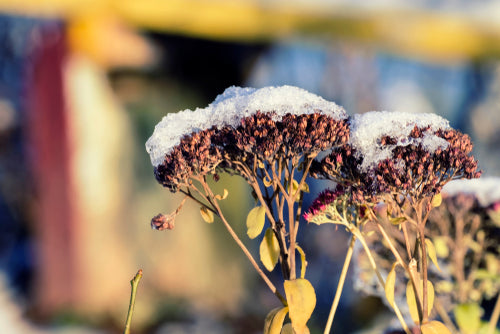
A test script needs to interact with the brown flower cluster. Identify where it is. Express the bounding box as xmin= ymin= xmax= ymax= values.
xmin=311 ymin=125 xmax=481 ymax=203
xmin=153 ymin=112 xmax=349 ymax=190
xmin=154 ymin=127 xmax=223 ymax=191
